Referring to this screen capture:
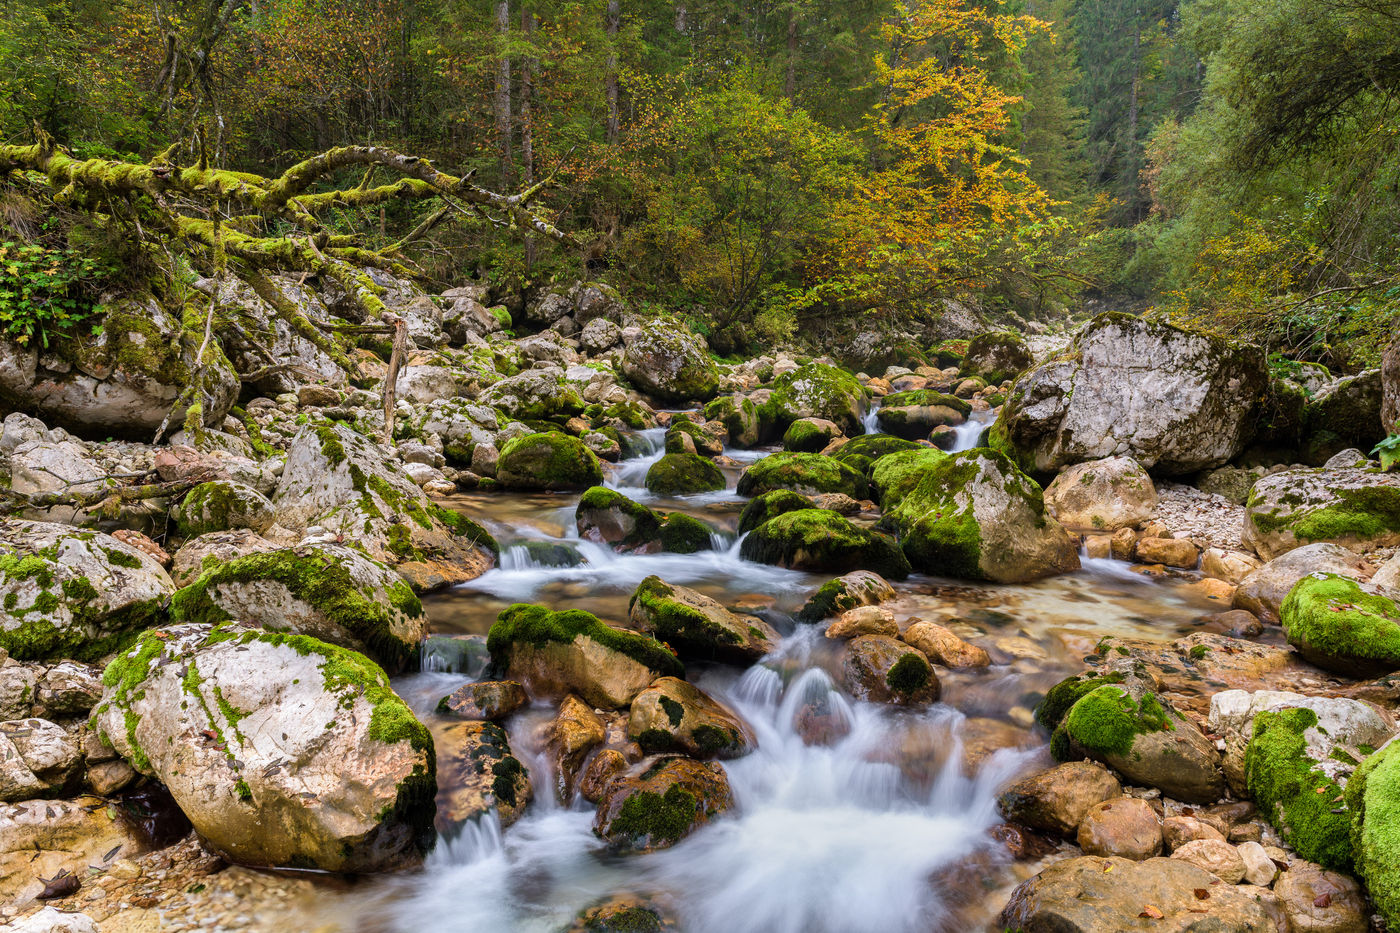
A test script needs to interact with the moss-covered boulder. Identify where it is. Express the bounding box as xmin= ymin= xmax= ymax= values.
xmin=840 ymin=634 xmax=939 ymax=706
xmin=883 ymin=449 xmax=1079 ymax=584
xmin=0 ymin=294 xmax=239 ymax=439
xmin=433 ymin=720 xmax=531 ymax=835
xmin=1243 ymin=707 xmax=1355 ymax=871
xmin=593 ymin=755 xmax=733 ymax=852
xmin=620 ymin=320 xmax=719 ymax=403
xmin=1301 ymin=369 xmax=1384 ymax=466
xmin=172 ymin=480 xmax=276 ymax=538
xmin=0 ymin=520 xmax=174 ymax=662
xmin=736 ymin=489 xmax=815 ymax=535
xmin=576 ymin=487 xmax=662 ymax=552
xmin=272 ymin=423 xmax=496 ymax=591
xmin=990 ymin=312 xmax=1268 ymax=474
xmin=91 ymin=622 xmax=434 ymax=872
xmin=830 ymin=433 xmax=921 ymax=472
xmin=644 ymin=451 xmax=725 ymax=496
xmin=628 ymin=576 xmax=777 ymax=665
xmin=875 ymin=390 xmax=971 ymax=440
xmin=736 ymin=452 xmax=868 ymax=499
xmin=1056 ymin=683 xmax=1226 ymax=803
xmin=1243 ymin=467 xmax=1400 ymax=560
xmin=628 ymin=677 xmax=756 ymax=759
xmin=740 ymin=509 xmax=911 ymax=579
xmin=659 ymin=512 xmax=716 ymax=553
xmin=782 ymin=418 xmax=842 ymax=453
xmin=486 ymin=604 xmax=683 ymax=708
xmin=1232 ymin=543 xmax=1368 ymax=622
xmin=170 ymin=543 xmax=426 ymax=673
xmin=1346 ymin=741 xmax=1400 ymax=928
xmin=480 ymin=367 xmax=587 ymax=422
xmin=1033 ymin=672 xmax=1126 ymax=733
xmin=436 ymin=680 xmax=528 ymax=721
xmin=665 ymin=418 xmax=724 ymax=457
xmin=497 ymin=432 xmax=605 ymax=491
xmin=1280 ymin=573 xmax=1400 ymax=677
xmin=565 ymin=899 xmax=674 ymax=933
xmin=868 ymin=448 xmax=948 ymax=505
xmin=703 ymin=395 xmax=762 ymax=448
xmin=795 ymin=570 xmax=897 ymax=622
xmin=759 ymin=362 xmax=868 ymax=436
xmin=960 ymin=330 xmax=1033 ymax=384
